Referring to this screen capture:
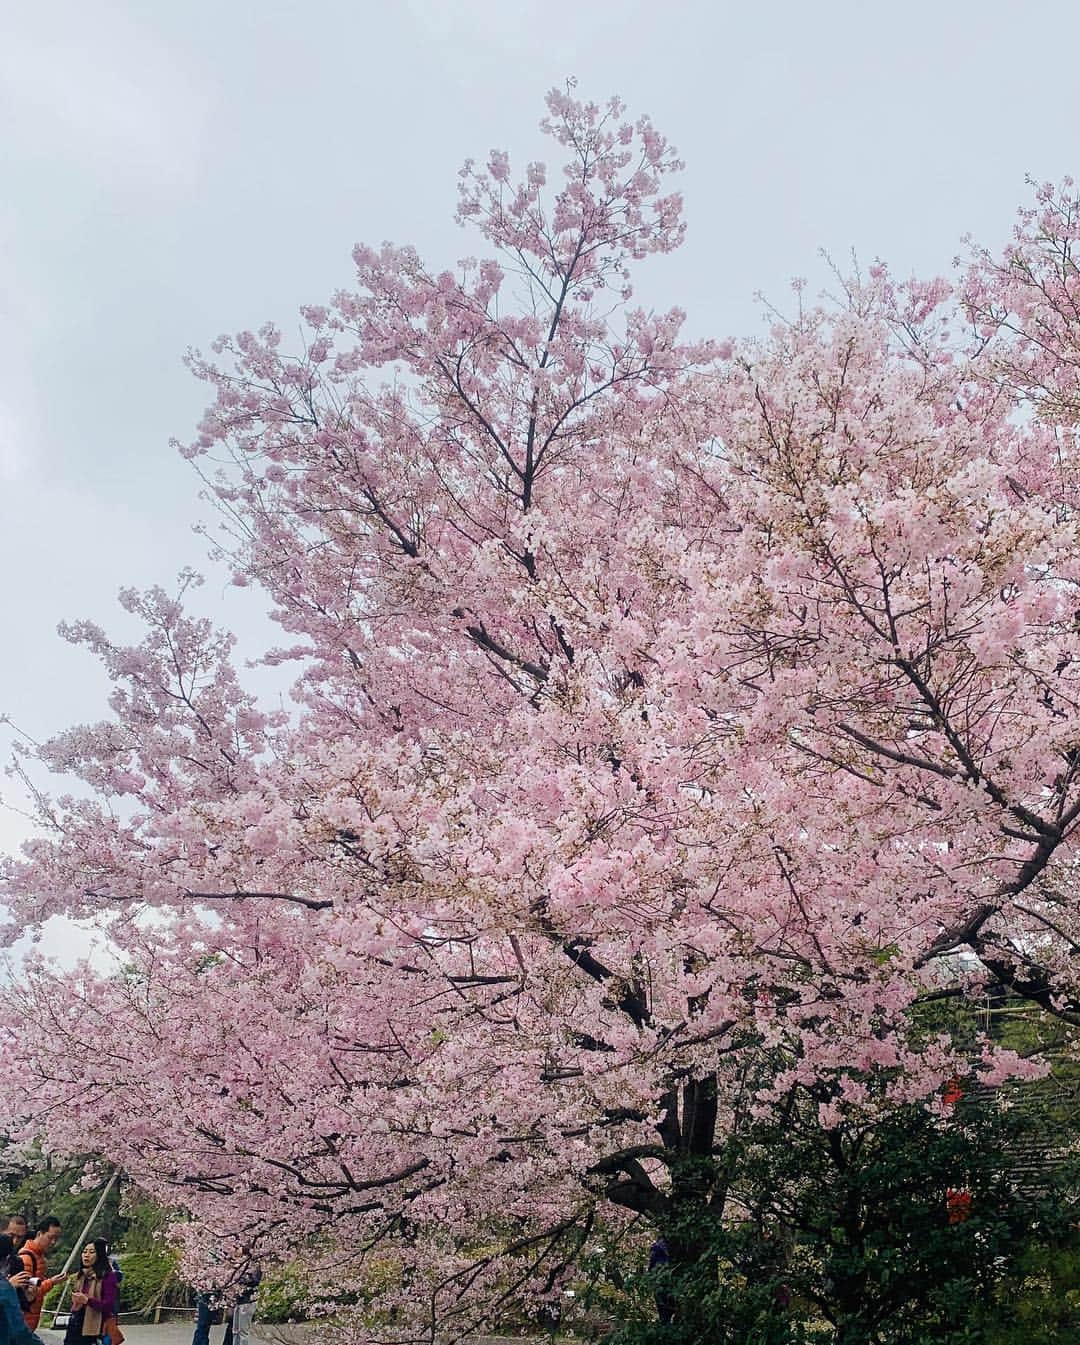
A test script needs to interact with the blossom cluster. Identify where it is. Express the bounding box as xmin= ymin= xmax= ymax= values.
xmin=2 ymin=89 xmax=1078 ymax=1337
